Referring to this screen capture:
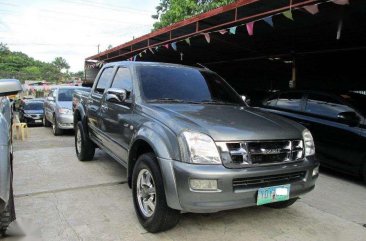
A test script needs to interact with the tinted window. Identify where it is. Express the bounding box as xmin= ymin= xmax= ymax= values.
xmin=276 ymin=92 xmax=303 ymax=111
xmin=58 ymin=88 xmax=82 ymax=102
xmin=137 ymin=66 xmax=243 ymax=105
xmin=305 ymin=94 xmax=353 ymax=118
xmin=111 ymin=67 xmax=132 ymax=95
xmin=341 ymin=93 xmax=366 ymax=116
xmin=95 ymin=67 xmax=114 ymax=94
xmin=24 ymin=102 xmax=43 ymax=110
